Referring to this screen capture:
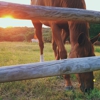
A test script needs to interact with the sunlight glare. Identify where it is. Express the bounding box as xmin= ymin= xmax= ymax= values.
xmin=3 ymin=15 xmax=13 ymax=19
xmin=1 ymin=15 xmax=17 ymax=28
